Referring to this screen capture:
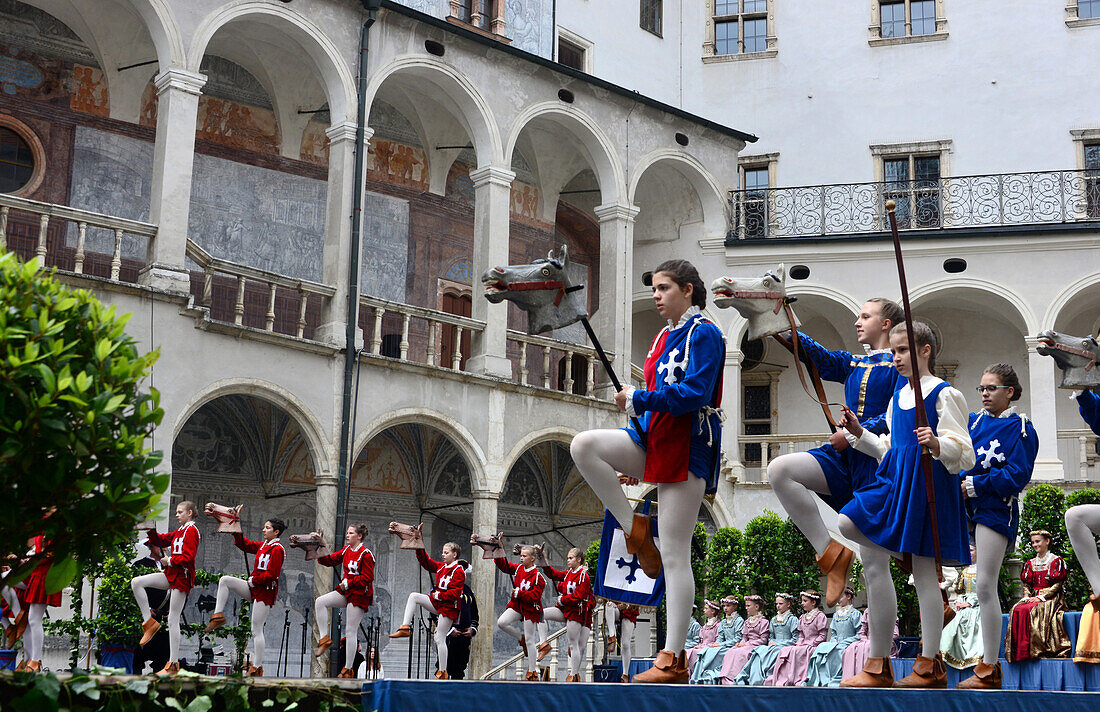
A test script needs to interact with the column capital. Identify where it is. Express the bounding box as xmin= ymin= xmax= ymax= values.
xmin=154 ymin=67 xmax=207 ymax=96
xmin=1024 ymin=336 xmax=1042 ymax=351
xmin=314 ymin=472 xmax=339 ymax=487
xmin=326 ymin=122 xmax=372 ymax=145
xmin=594 ymin=202 xmax=640 ymax=222
xmin=469 ymin=165 xmax=516 ymax=188
xmin=471 ymin=490 xmax=501 ymax=501
xmin=727 ymin=349 xmax=744 ymax=366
